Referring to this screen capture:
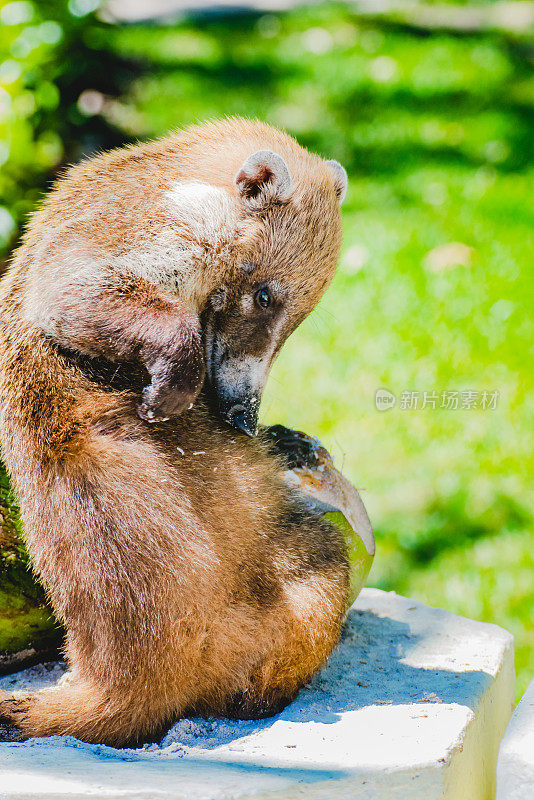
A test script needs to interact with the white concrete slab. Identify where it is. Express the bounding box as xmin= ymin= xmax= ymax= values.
xmin=497 ymin=679 xmax=534 ymax=800
xmin=0 ymin=589 xmax=514 ymax=800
